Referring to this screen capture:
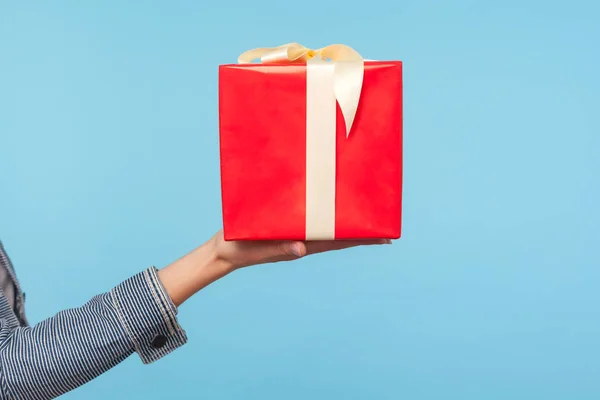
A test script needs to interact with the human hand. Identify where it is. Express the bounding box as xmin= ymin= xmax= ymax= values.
xmin=210 ymin=229 xmax=392 ymax=271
